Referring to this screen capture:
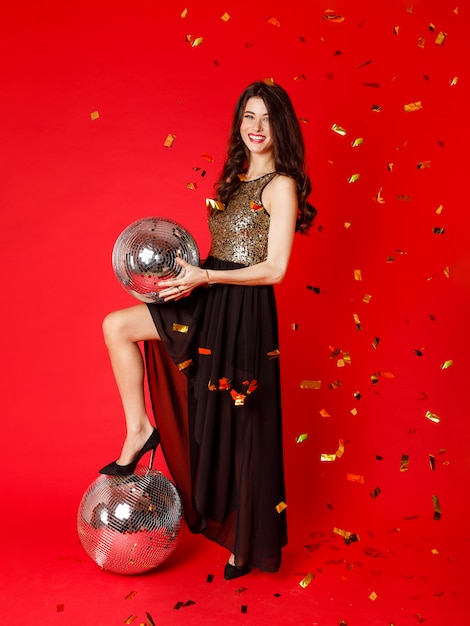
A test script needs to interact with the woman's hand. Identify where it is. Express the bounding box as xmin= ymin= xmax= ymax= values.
xmin=157 ymin=257 xmax=208 ymax=301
